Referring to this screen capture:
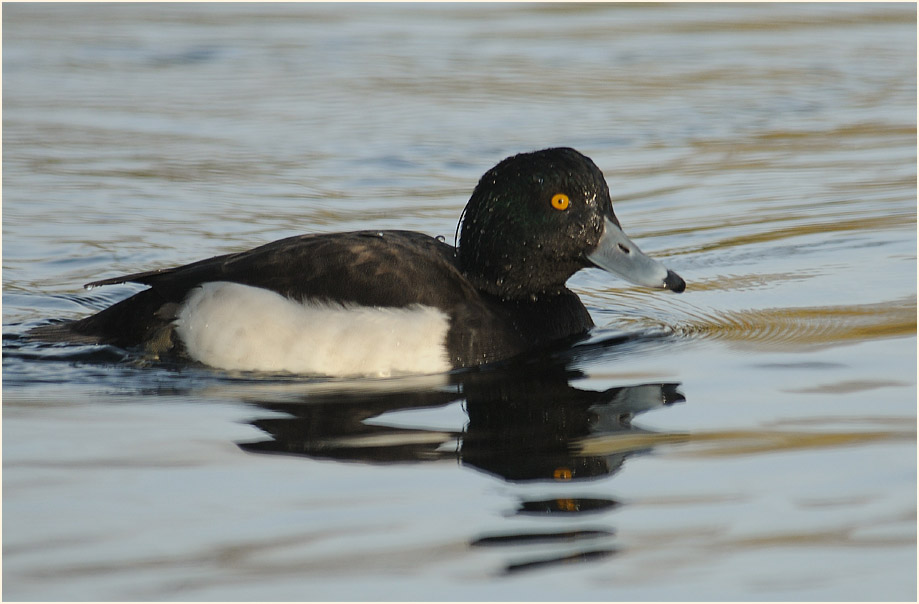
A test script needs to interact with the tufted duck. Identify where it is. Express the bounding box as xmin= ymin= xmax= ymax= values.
xmin=31 ymin=147 xmax=685 ymax=376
